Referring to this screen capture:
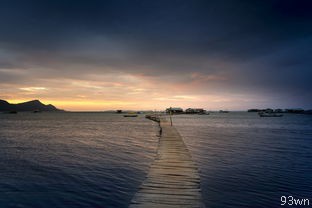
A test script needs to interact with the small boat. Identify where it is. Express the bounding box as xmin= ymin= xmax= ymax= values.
xmin=258 ymin=112 xmax=283 ymax=117
xmin=219 ymin=110 xmax=229 ymax=113
xmin=123 ymin=112 xmax=138 ymax=117
xmin=124 ymin=114 xmax=138 ymax=117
